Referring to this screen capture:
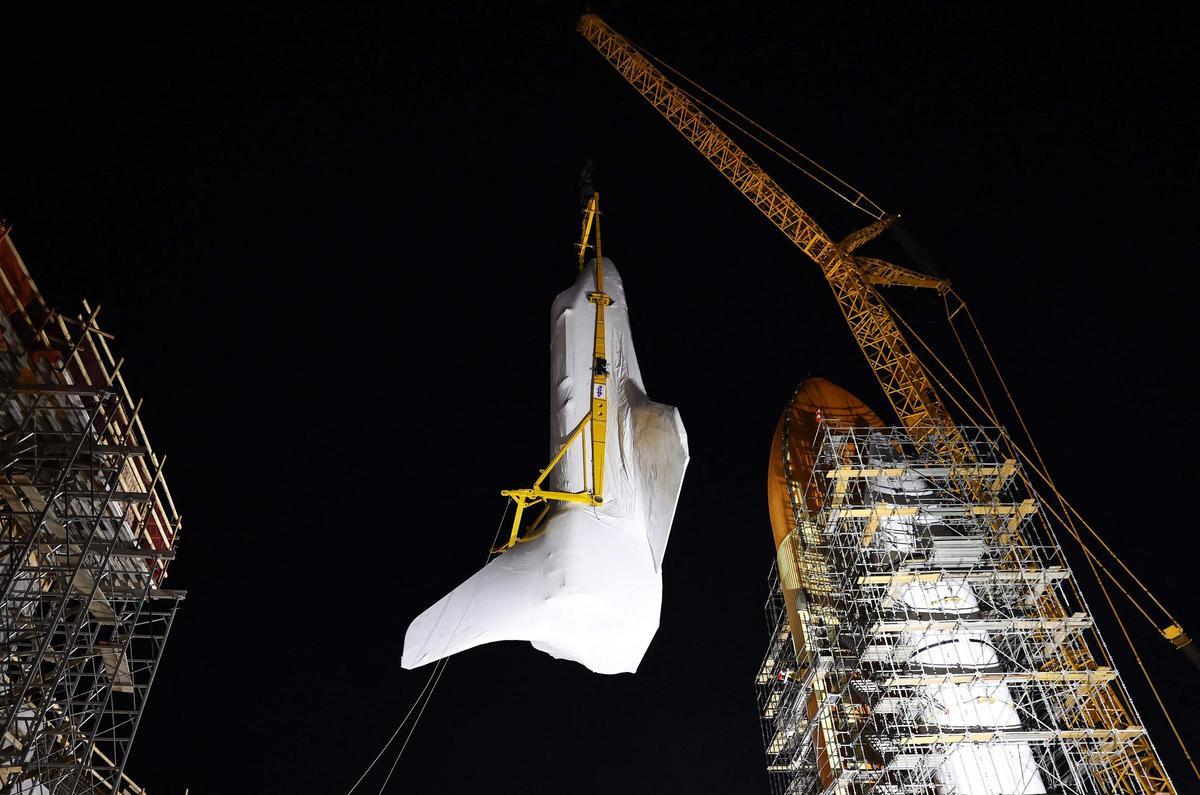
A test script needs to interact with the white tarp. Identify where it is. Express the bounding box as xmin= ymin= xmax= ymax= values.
xmin=402 ymin=259 xmax=688 ymax=674
xmin=875 ymin=455 xmax=1047 ymax=795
